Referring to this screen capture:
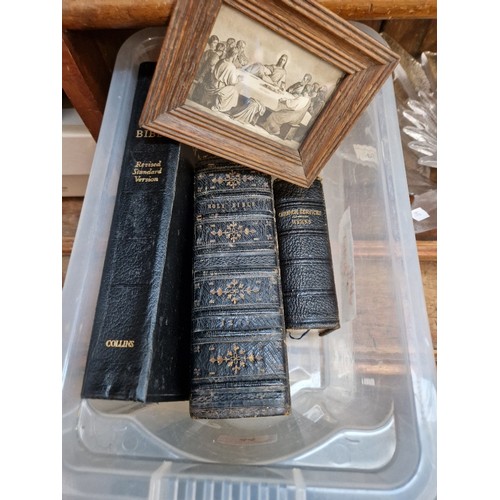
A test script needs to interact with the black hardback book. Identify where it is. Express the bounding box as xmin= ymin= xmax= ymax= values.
xmin=81 ymin=62 xmax=194 ymax=402
xmin=190 ymin=155 xmax=291 ymax=419
xmin=273 ymin=178 xmax=340 ymax=336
